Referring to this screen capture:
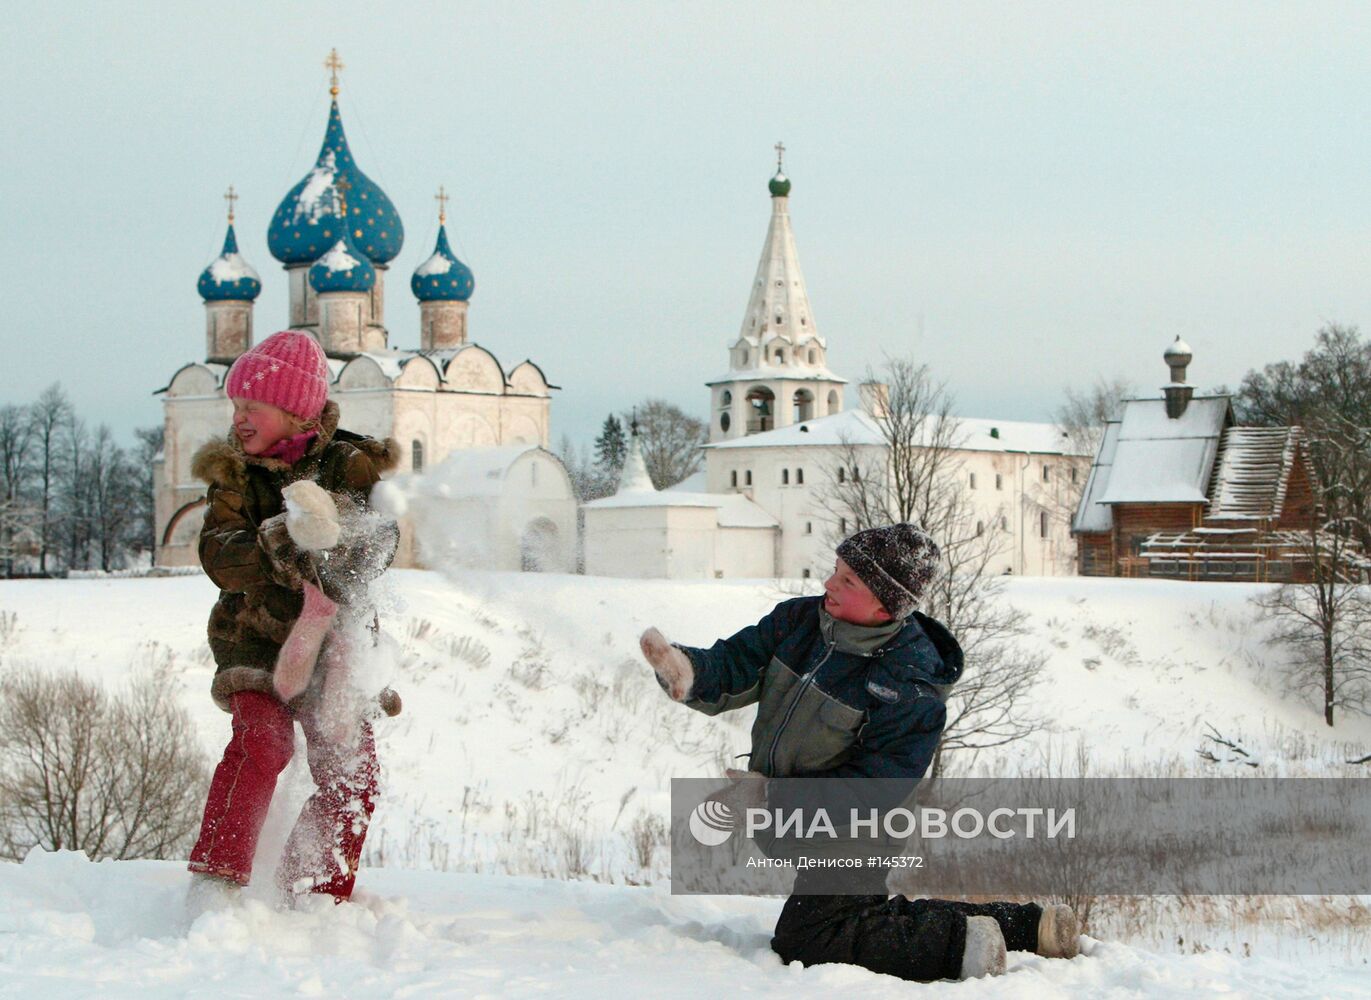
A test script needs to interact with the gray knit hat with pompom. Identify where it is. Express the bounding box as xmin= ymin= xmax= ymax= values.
xmin=836 ymin=523 xmax=941 ymax=621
